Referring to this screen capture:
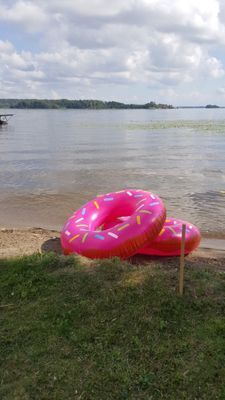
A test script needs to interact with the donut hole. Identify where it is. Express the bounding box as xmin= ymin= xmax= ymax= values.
xmin=90 ymin=197 xmax=136 ymax=232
